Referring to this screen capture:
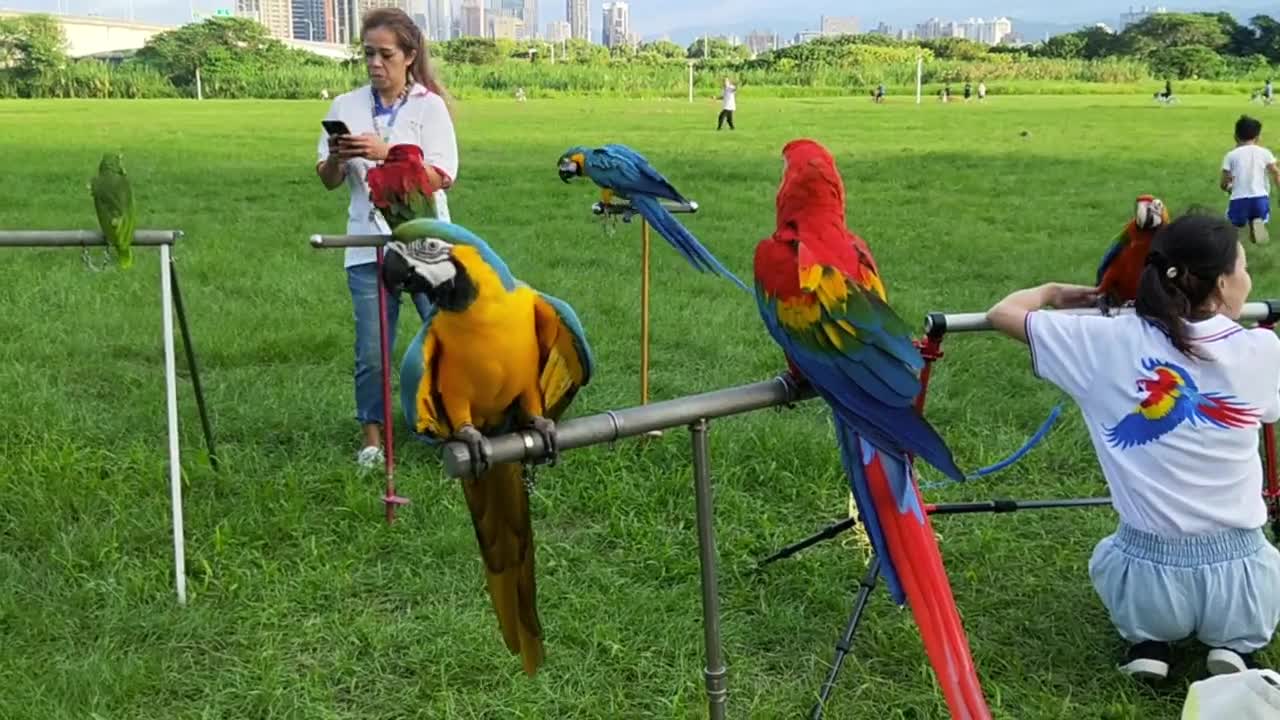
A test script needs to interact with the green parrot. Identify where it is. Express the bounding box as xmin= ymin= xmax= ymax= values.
xmin=90 ymin=152 xmax=136 ymax=270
